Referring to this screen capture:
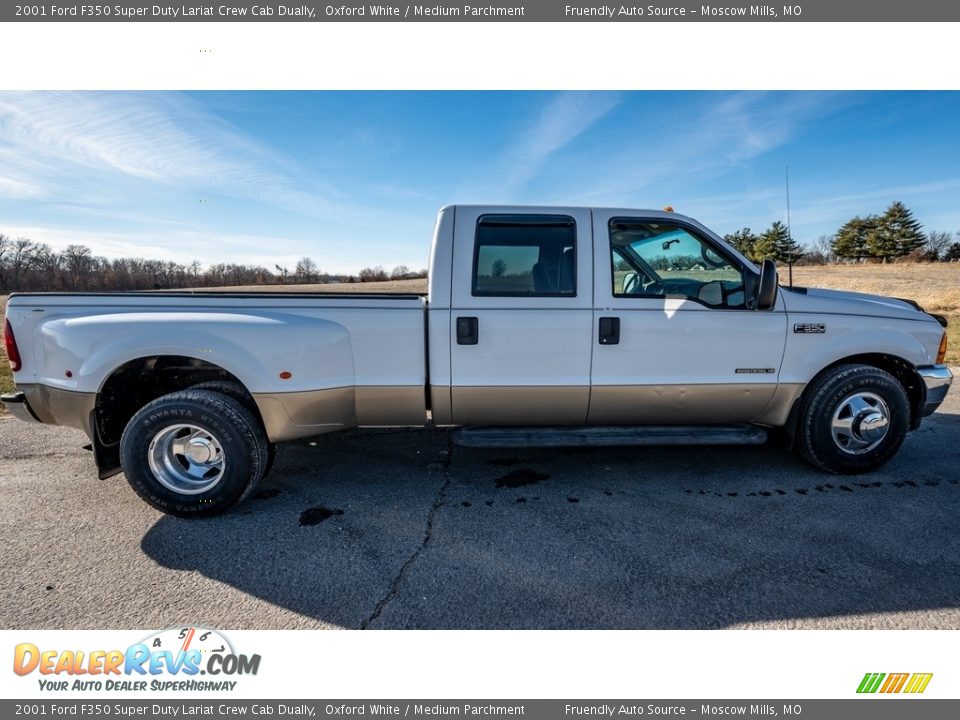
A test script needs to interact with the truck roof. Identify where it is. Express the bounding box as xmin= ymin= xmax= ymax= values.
xmin=443 ymin=204 xmax=696 ymax=224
